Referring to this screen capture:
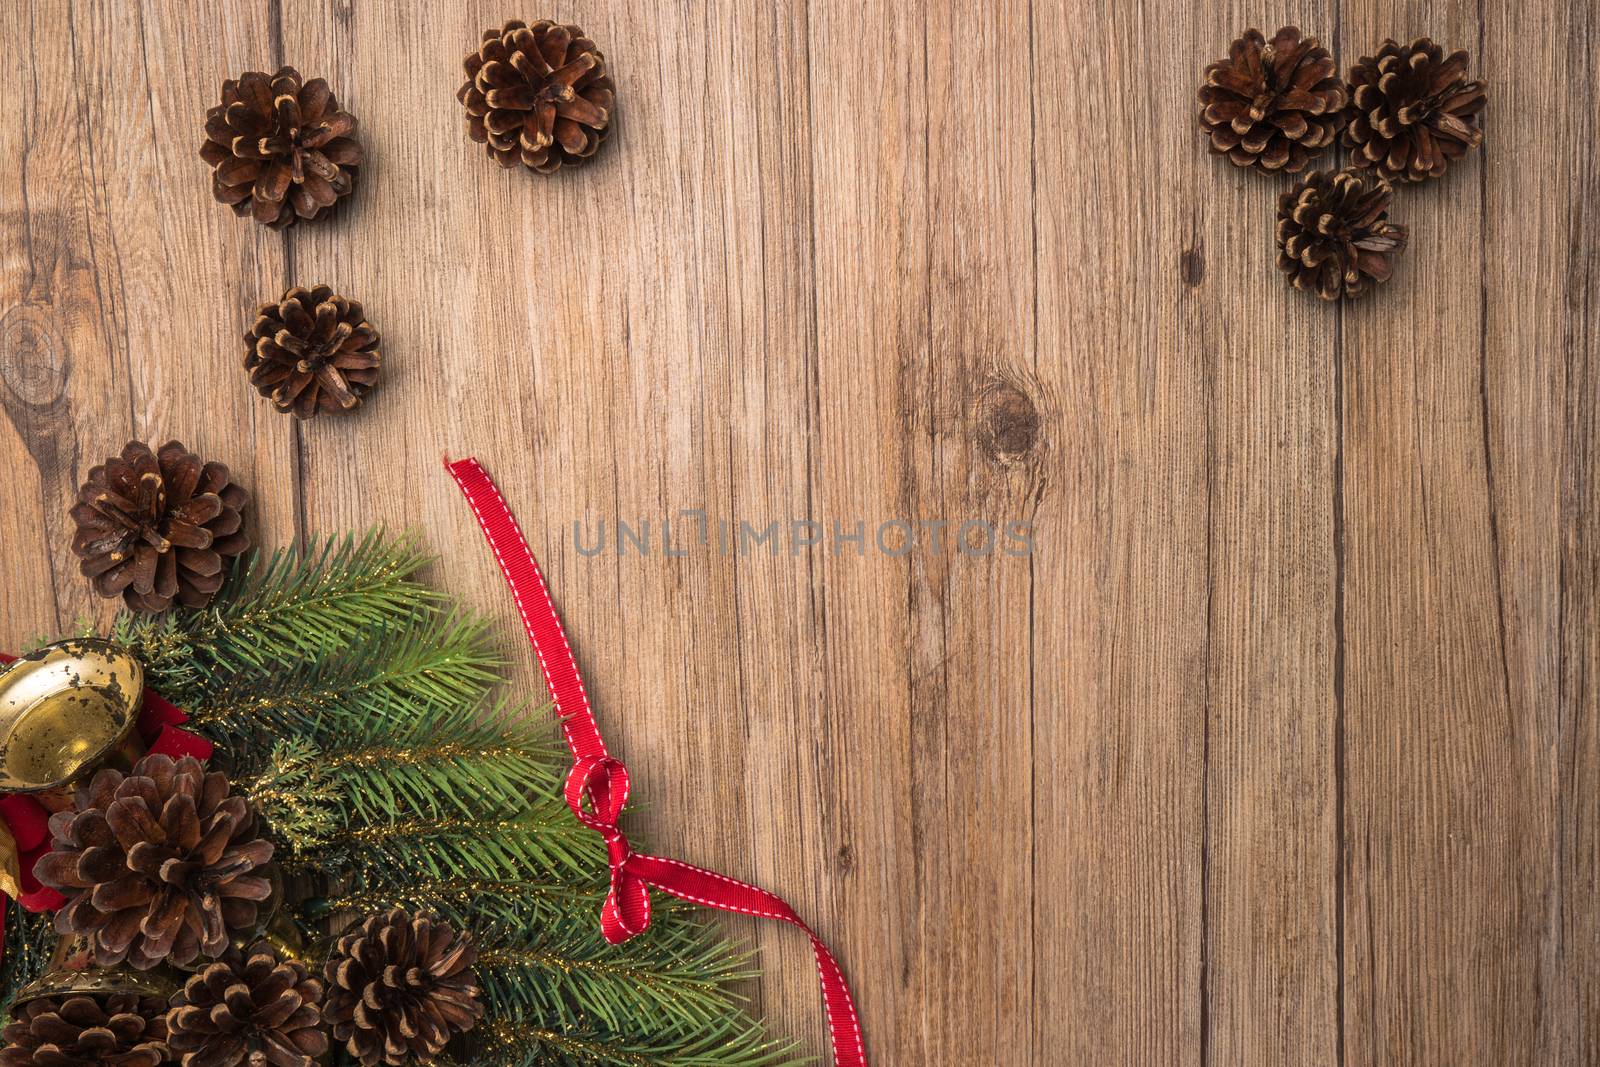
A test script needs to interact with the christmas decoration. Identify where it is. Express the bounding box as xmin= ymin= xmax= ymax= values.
xmin=200 ymin=67 xmax=364 ymax=228
xmin=458 ymin=20 xmax=616 ymax=173
xmin=9 ymin=472 xmax=859 ymax=1064
xmin=1344 ymin=37 xmax=1486 ymax=182
xmin=69 ymin=441 xmax=251 ymax=614
xmin=323 ymin=909 xmax=481 ymax=1066
xmin=33 ymin=754 xmax=275 ymax=971
xmin=0 ymin=992 xmax=169 ymax=1067
xmin=1198 ymin=26 xmax=1346 ymax=174
xmin=1276 ymin=169 xmax=1409 ymax=300
xmin=245 ymin=285 xmax=382 ymax=419
xmin=167 ymin=940 xmax=328 ymax=1067
xmin=50 ymin=531 xmax=800 ymax=1066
